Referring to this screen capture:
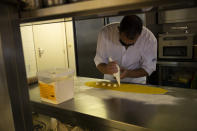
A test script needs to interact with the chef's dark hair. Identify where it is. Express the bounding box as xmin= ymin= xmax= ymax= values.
xmin=119 ymin=15 xmax=143 ymax=40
